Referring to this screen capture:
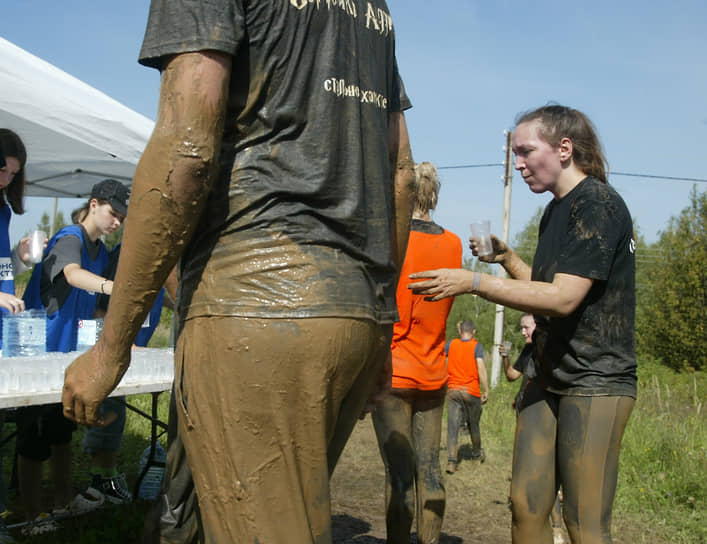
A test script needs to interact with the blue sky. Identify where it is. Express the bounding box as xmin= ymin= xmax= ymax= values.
xmin=3 ymin=0 xmax=706 ymax=255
